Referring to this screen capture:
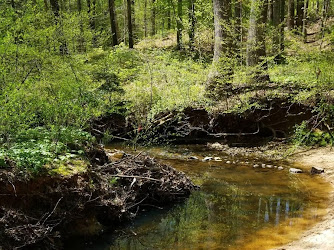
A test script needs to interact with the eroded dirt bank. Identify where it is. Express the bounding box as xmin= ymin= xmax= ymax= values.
xmin=0 ymin=148 xmax=196 ymax=249
xmin=276 ymin=147 xmax=334 ymax=250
